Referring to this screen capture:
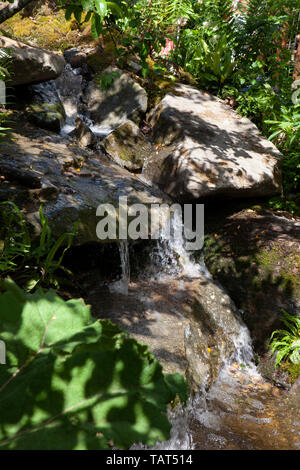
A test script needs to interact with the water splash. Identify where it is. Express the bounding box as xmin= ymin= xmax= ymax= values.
xmin=131 ymin=401 xmax=194 ymax=450
xmin=109 ymin=241 xmax=130 ymax=295
xmin=149 ymin=205 xmax=210 ymax=280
